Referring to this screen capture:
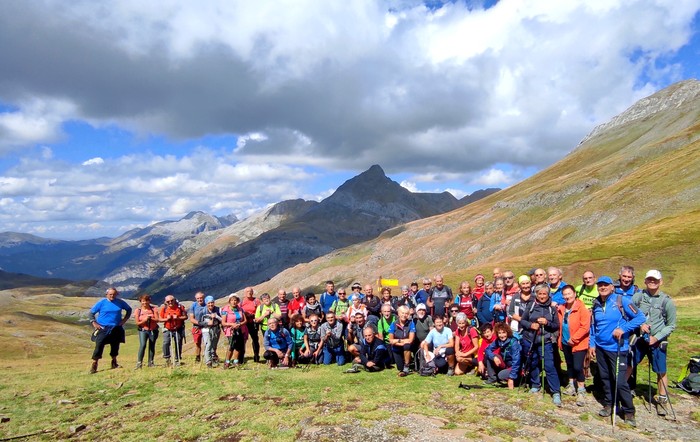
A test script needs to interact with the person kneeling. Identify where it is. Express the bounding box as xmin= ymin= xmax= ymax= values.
xmin=355 ymin=326 xmax=389 ymax=372
xmin=263 ymin=318 xmax=292 ymax=369
xmin=484 ymin=323 xmax=521 ymax=389
xmin=421 ymin=316 xmax=456 ymax=376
